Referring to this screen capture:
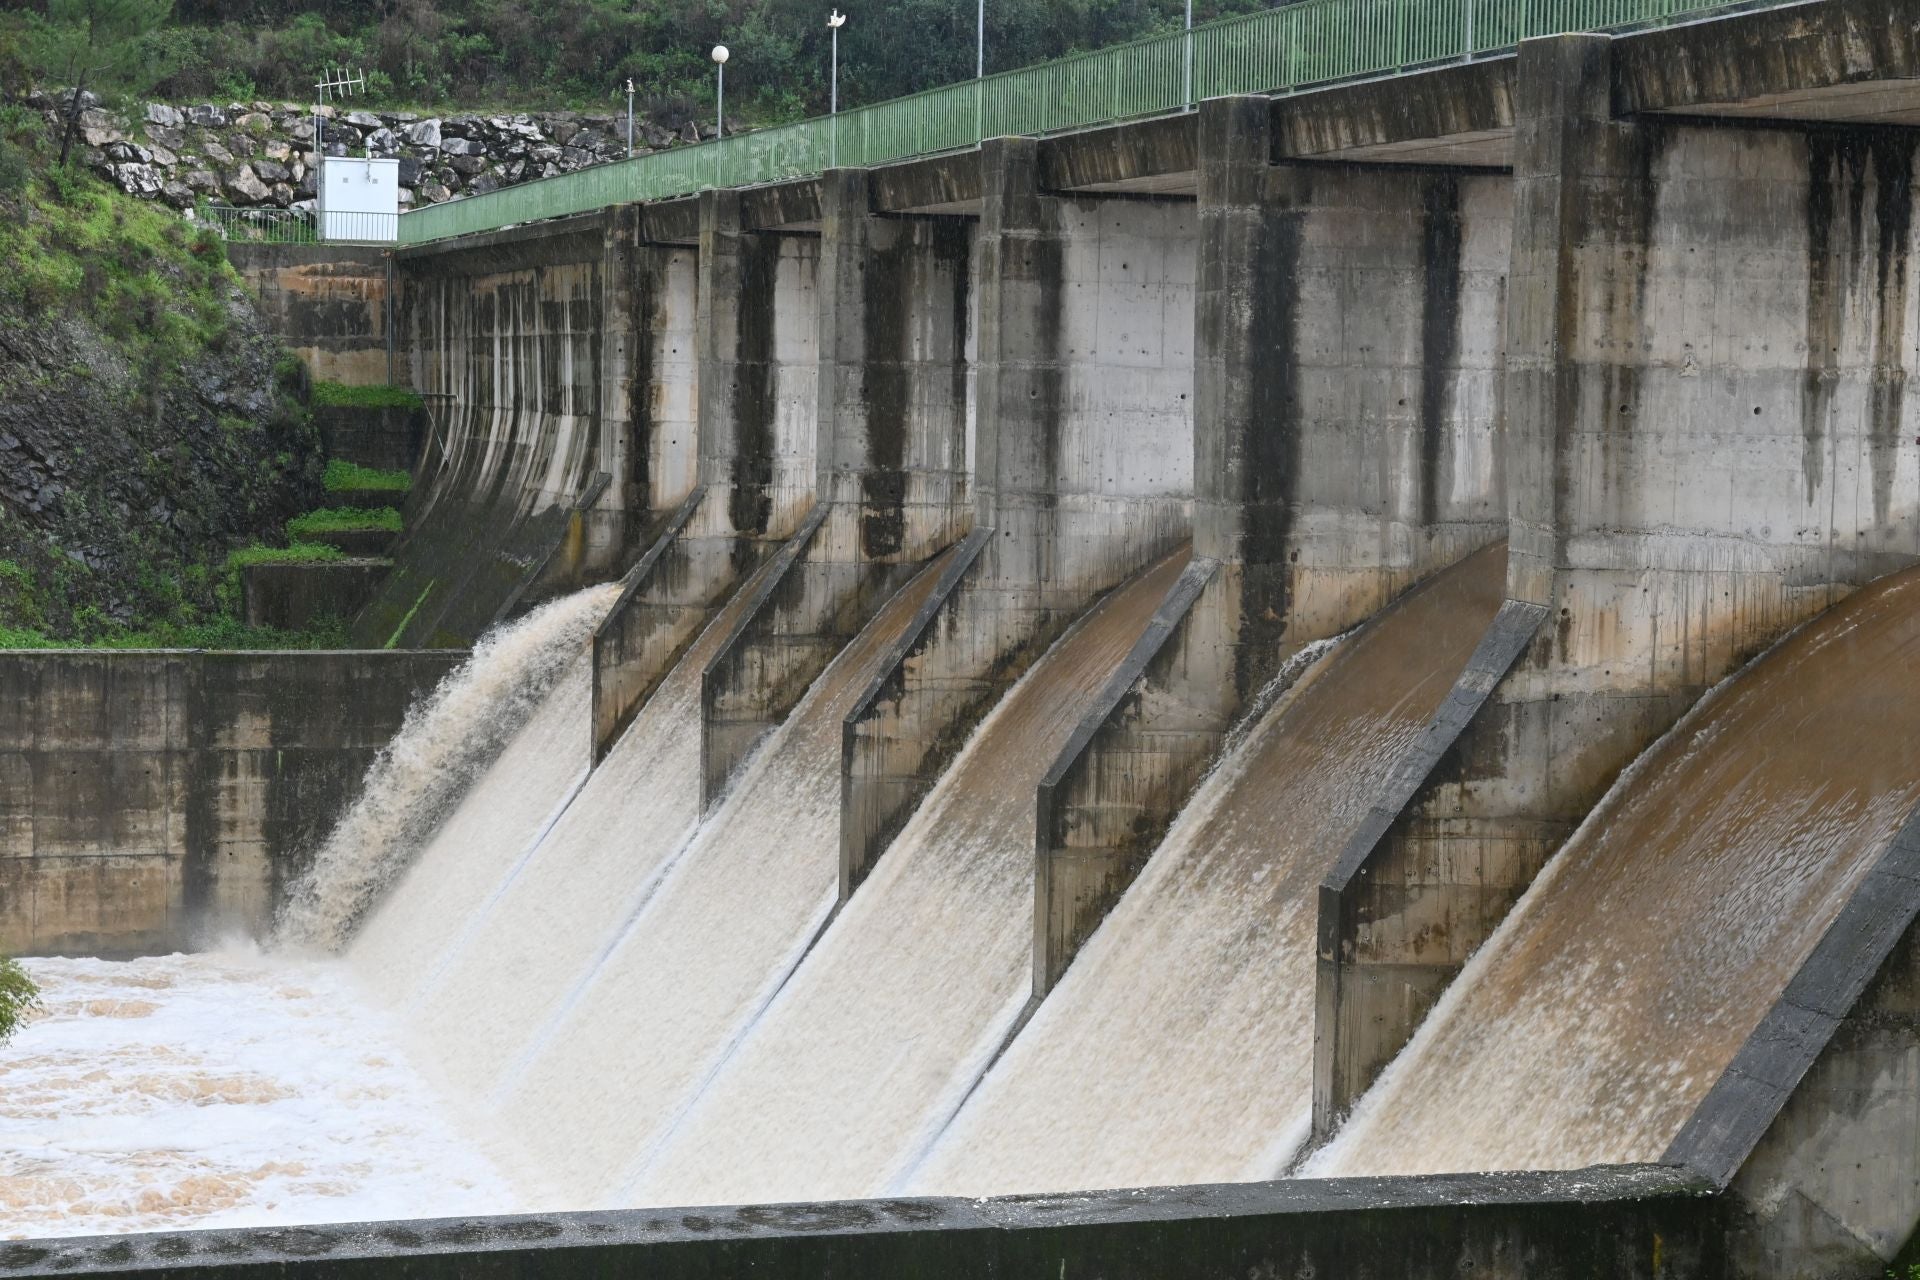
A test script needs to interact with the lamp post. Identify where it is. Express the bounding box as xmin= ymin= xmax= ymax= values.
xmin=974 ymin=0 xmax=985 ymax=140
xmin=711 ymin=44 xmax=729 ymax=187
xmin=625 ymin=78 xmax=635 ymax=158
xmin=827 ymin=9 xmax=846 ymax=168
